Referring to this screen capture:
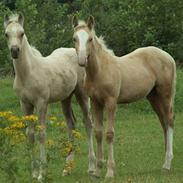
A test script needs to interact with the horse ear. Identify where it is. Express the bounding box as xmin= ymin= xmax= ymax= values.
xmin=18 ymin=12 xmax=24 ymax=26
xmin=87 ymin=15 xmax=94 ymax=30
xmin=4 ymin=14 xmax=9 ymax=28
xmin=72 ymin=15 xmax=78 ymax=28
